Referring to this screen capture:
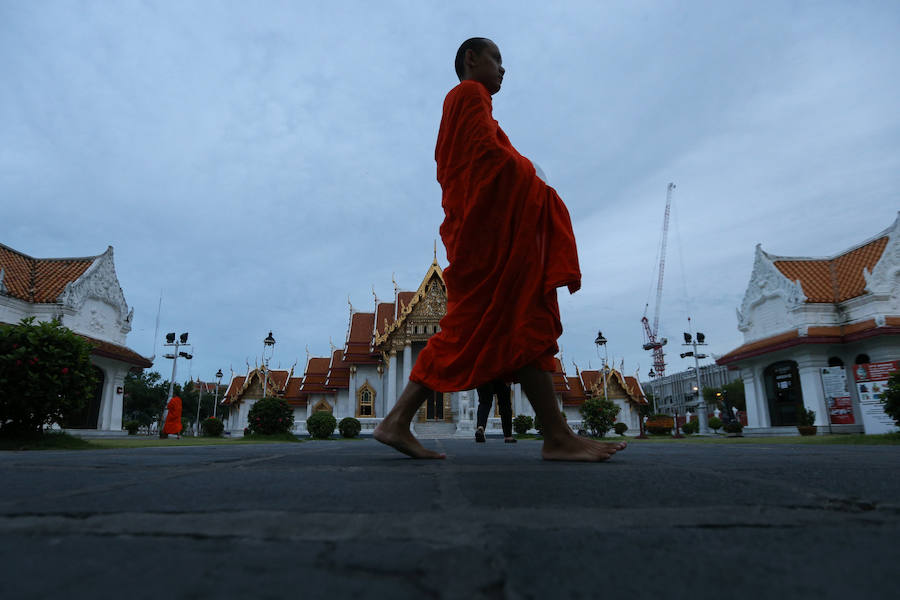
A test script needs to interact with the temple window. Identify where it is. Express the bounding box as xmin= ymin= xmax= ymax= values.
xmin=357 ymin=382 xmax=375 ymax=417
